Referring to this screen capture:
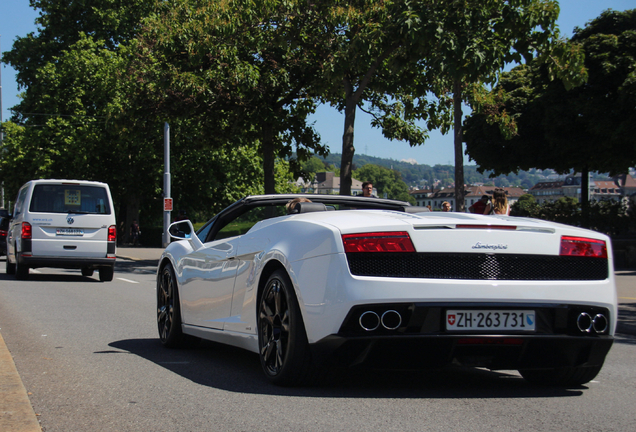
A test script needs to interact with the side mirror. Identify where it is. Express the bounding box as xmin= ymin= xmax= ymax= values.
xmin=168 ymin=220 xmax=193 ymax=239
xmin=168 ymin=219 xmax=204 ymax=250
